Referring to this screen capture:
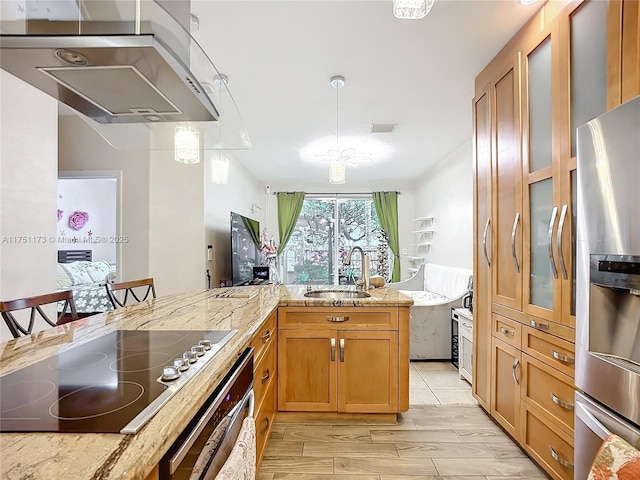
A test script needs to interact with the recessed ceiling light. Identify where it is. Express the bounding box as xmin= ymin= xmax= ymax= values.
xmin=519 ymin=0 xmax=539 ymax=5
